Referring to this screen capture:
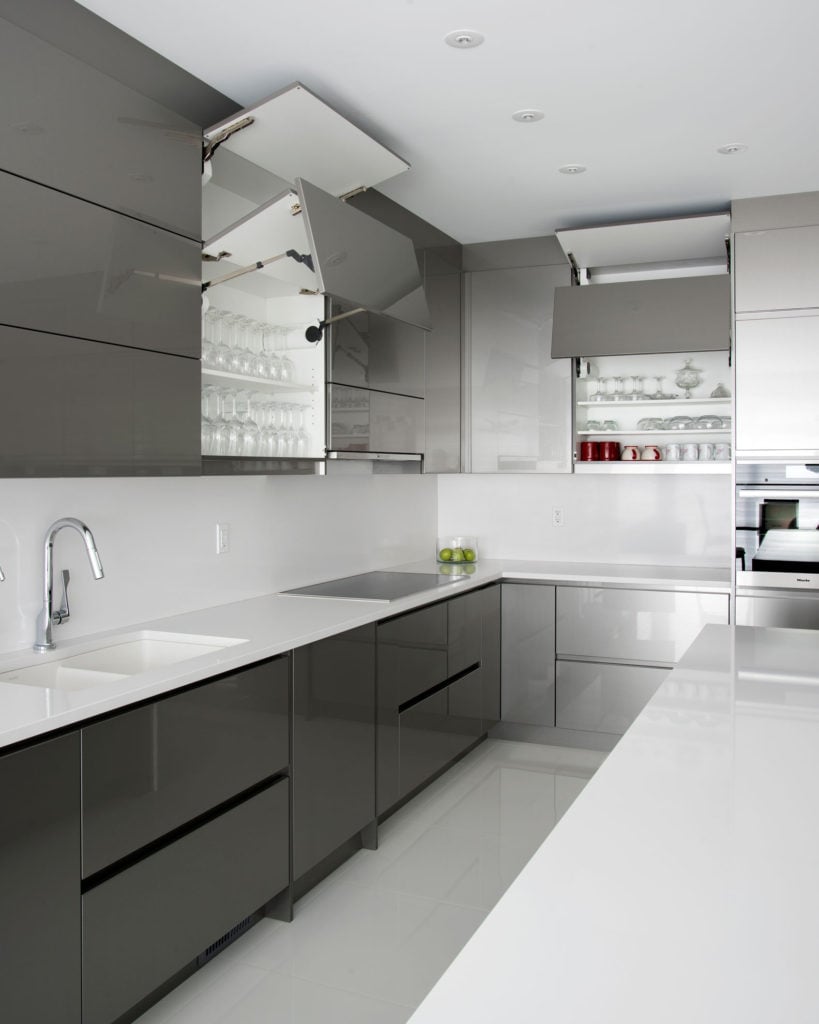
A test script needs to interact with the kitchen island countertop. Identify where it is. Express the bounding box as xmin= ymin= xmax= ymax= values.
xmin=0 ymin=558 xmax=729 ymax=751
xmin=408 ymin=622 xmax=819 ymax=1023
